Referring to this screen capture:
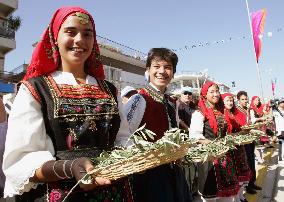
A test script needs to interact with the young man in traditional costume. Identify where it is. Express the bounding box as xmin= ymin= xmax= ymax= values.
xmin=118 ymin=48 xmax=192 ymax=202
xmin=236 ymin=91 xmax=261 ymax=195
